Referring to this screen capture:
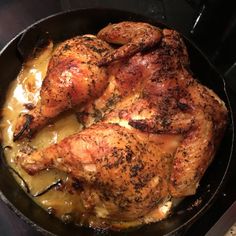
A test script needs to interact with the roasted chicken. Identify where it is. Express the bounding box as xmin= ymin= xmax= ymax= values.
xmin=97 ymin=21 xmax=162 ymax=65
xmin=18 ymin=22 xmax=228 ymax=226
xmin=13 ymin=22 xmax=162 ymax=141
xmin=13 ymin=35 xmax=112 ymax=141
